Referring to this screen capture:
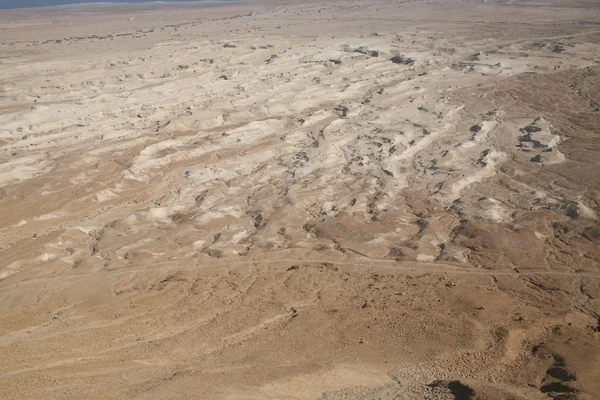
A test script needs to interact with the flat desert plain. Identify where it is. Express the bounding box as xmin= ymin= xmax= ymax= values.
xmin=0 ymin=0 xmax=599 ymax=398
